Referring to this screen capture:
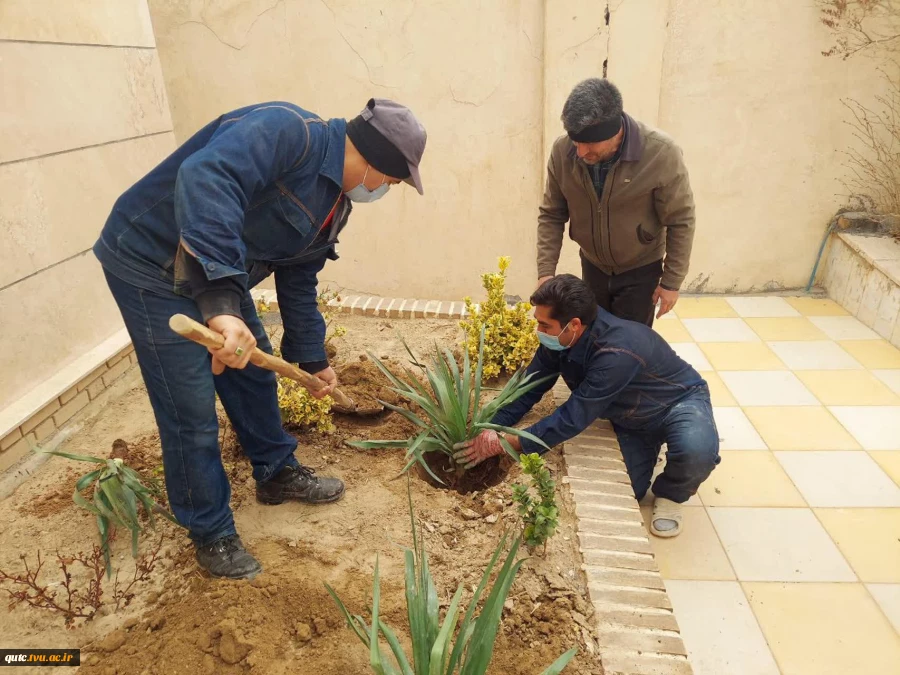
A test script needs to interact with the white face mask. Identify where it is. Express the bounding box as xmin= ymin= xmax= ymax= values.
xmin=345 ymin=165 xmax=391 ymax=203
